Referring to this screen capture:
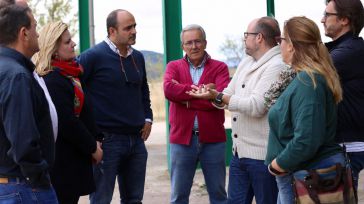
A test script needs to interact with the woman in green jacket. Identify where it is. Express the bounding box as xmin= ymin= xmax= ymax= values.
xmin=264 ymin=16 xmax=344 ymax=204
